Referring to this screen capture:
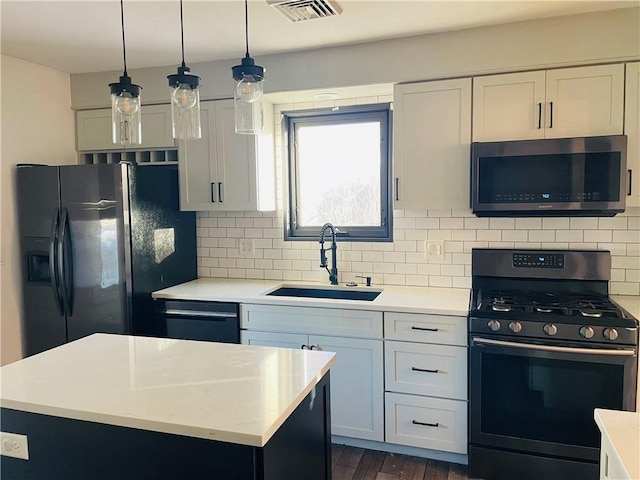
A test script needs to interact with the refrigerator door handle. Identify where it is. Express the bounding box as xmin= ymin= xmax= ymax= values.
xmin=49 ymin=209 xmax=64 ymax=316
xmin=58 ymin=207 xmax=74 ymax=316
